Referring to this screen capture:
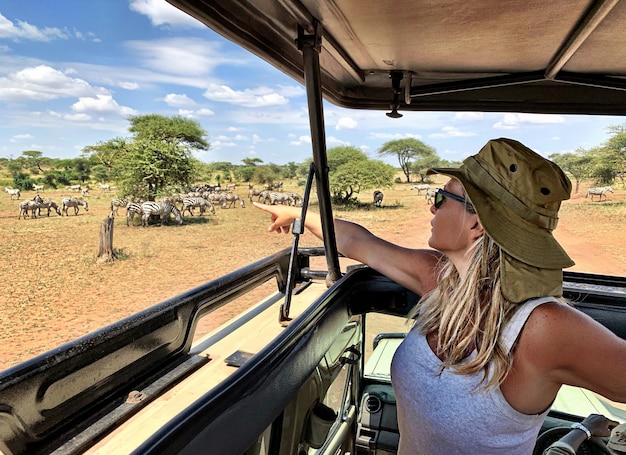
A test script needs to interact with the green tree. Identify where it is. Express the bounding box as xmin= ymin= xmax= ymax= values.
xmin=115 ymin=138 xmax=196 ymax=200
xmin=21 ymin=150 xmax=46 ymax=174
xmin=82 ymin=138 xmax=129 ymax=170
xmin=83 ymin=115 xmax=209 ymax=199
xmin=330 ymin=159 xmax=395 ymax=203
xmin=128 ymin=114 xmax=209 ymax=151
xmin=378 ymin=138 xmax=436 ymax=183
xmin=242 ymin=157 xmax=263 ymax=166
xmin=410 ymin=153 xmax=442 ymax=183
xmin=549 ymin=149 xmax=595 ymax=193
xmin=325 ymin=146 xmax=395 ymax=203
xmin=327 ymin=145 xmax=368 ymax=170
xmin=603 ymin=124 xmax=626 ymax=185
